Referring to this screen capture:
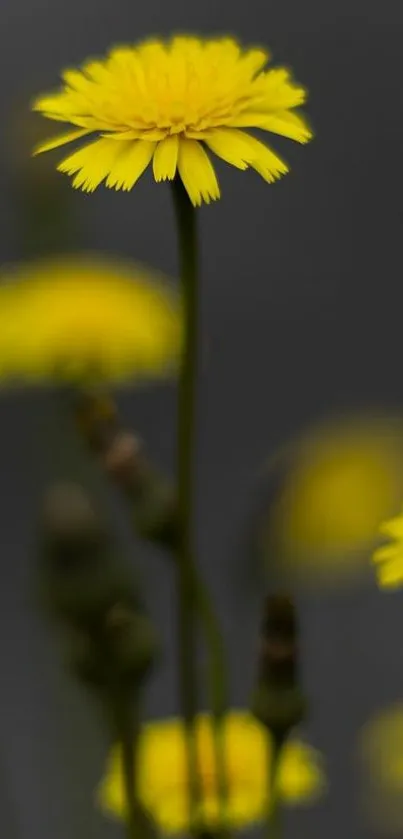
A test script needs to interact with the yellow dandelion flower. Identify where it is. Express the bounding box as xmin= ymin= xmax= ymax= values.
xmin=98 ymin=710 xmax=324 ymax=834
xmin=0 ymin=254 xmax=181 ymax=384
xmin=32 ymin=35 xmax=312 ymax=206
xmin=263 ymin=416 xmax=403 ymax=586
xmin=372 ymin=507 xmax=403 ymax=589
